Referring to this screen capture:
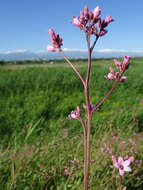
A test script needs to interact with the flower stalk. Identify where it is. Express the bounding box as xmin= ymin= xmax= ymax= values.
xmin=47 ymin=4 xmax=131 ymax=190
xmin=118 ymin=176 xmax=122 ymax=190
